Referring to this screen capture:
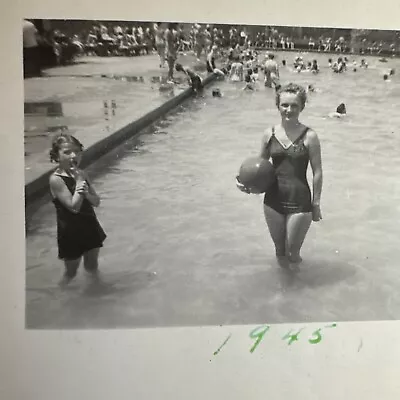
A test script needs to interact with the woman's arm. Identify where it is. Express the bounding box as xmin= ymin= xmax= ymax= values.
xmin=260 ymin=130 xmax=272 ymax=160
xmin=307 ymin=129 xmax=323 ymax=221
